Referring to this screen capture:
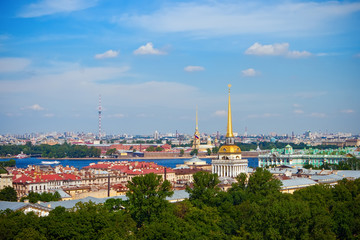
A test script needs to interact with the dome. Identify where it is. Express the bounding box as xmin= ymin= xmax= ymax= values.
xmin=218 ymin=145 xmax=241 ymax=154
